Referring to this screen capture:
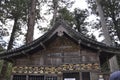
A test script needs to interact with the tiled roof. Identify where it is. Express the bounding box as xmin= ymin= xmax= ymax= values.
xmin=0 ymin=20 xmax=120 ymax=60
